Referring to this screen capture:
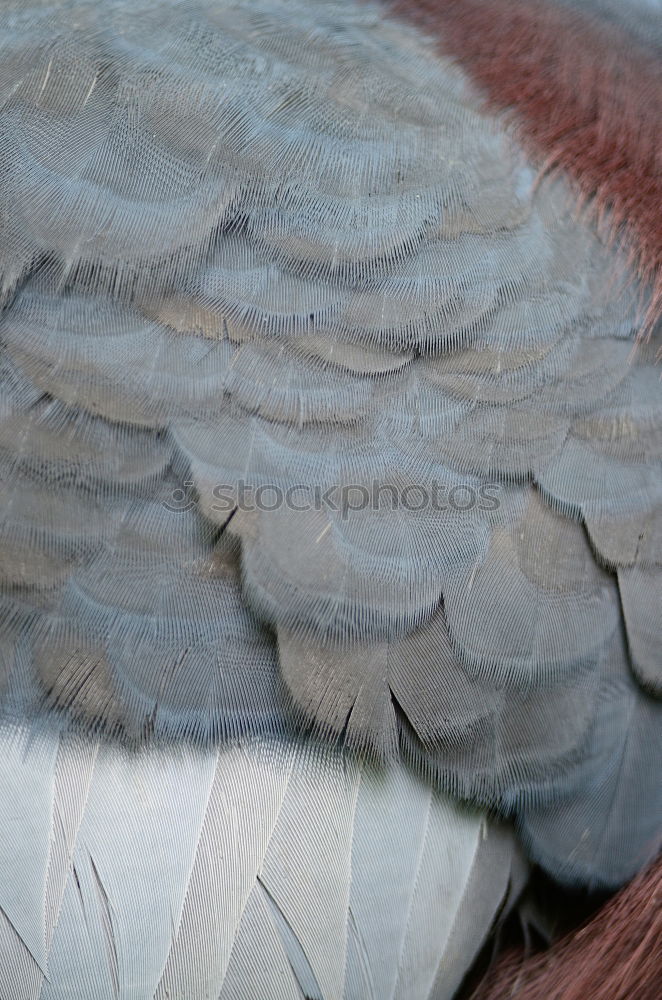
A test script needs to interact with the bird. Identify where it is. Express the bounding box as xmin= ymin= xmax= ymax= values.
xmin=0 ymin=0 xmax=659 ymax=997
